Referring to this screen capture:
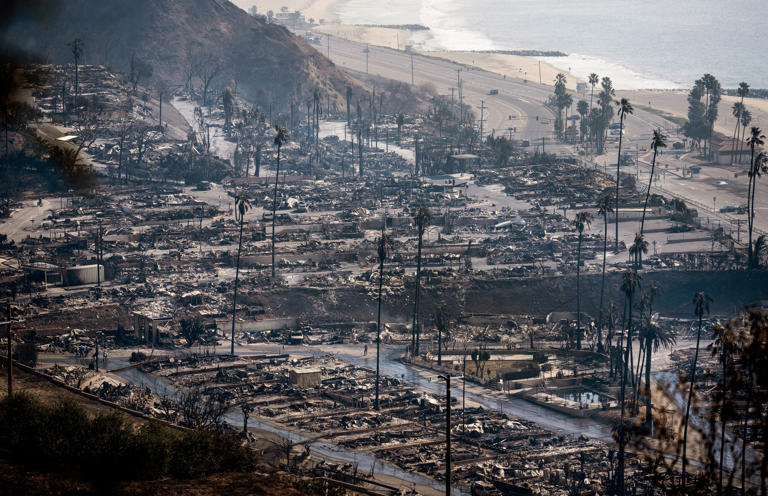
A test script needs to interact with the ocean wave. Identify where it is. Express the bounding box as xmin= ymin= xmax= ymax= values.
xmin=538 ymin=53 xmax=685 ymax=91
